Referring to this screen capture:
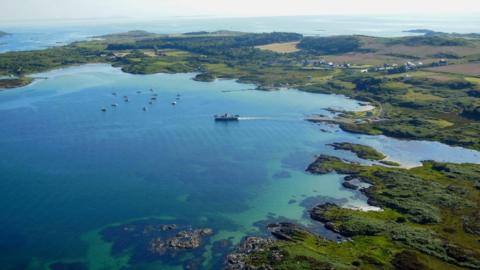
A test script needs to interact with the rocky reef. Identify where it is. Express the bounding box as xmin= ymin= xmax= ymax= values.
xmin=149 ymin=227 xmax=213 ymax=254
xmin=101 ymin=219 xmax=215 ymax=268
